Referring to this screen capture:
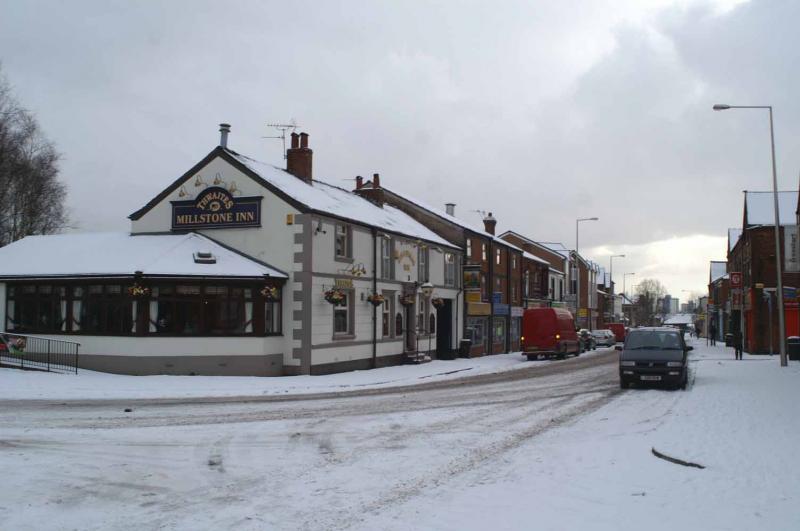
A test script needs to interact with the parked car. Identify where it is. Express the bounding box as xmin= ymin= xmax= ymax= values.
xmin=578 ymin=329 xmax=595 ymax=351
xmin=618 ymin=327 xmax=692 ymax=390
xmin=591 ymin=329 xmax=616 ymax=347
xmin=521 ymin=308 xmax=581 ymax=360
xmin=607 ymin=323 xmax=626 ymax=342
